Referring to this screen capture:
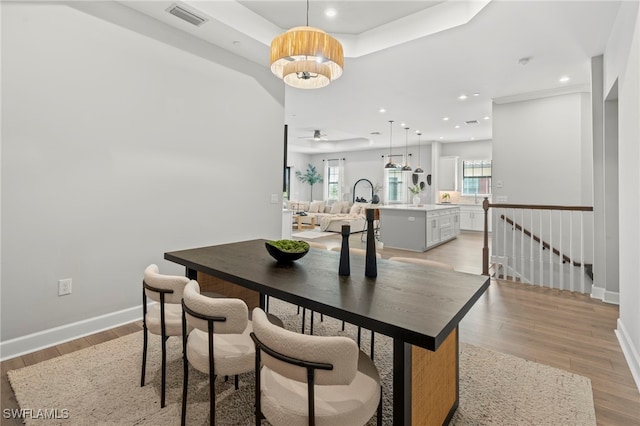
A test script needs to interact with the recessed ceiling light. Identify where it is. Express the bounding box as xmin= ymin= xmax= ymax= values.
xmin=379 ymin=108 xmax=386 ymax=113
xmin=470 ymin=137 xmax=475 ymax=140
xmin=325 ymin=8 xmax=337 ymax=17
xmin=439 ymin=136 xmax=444 ymax=140
xmin=455 ymin=125 xmax=460 ymax=129
xmin=458 ymin=94 xmax=468 ymax=100
xmin=415 ymin=129 xmax=421 ymax=134
xmin=400 ymin=122 xmax=406 ymax=127
xmin=443 ymin=117 xmax=449 ymax=121
xmin=559 ymin=76 xmax=570 ymax=83
xmin=473 ymin=93 xmax=480 ymax=97
xmin=483 ymin=116 xmax=490 ymax=120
